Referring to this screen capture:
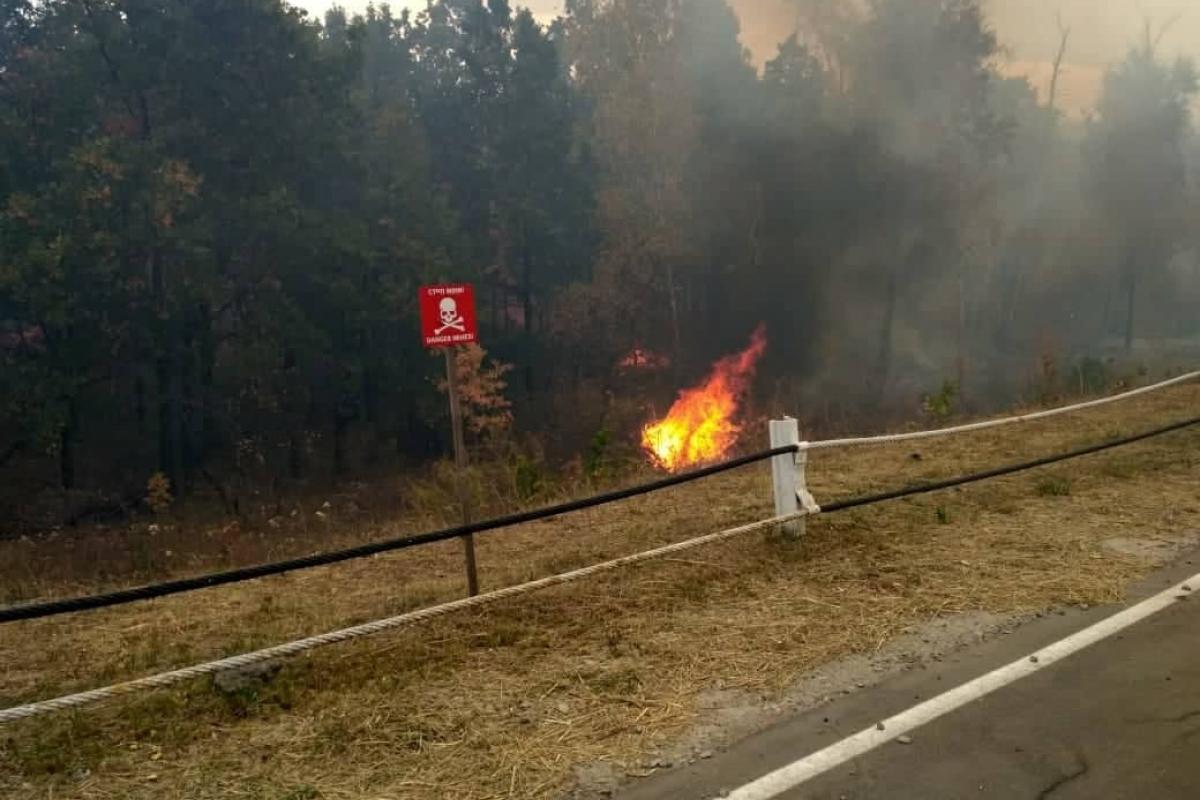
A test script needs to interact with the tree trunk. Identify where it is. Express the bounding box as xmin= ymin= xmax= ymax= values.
xmin=333 ymin=413 xmax=350 ymax=478
xmin=151 ymin=248 xmax=184 ymax=495
xmin=957 ymin=267 xmax=967 ymax=406
xmin=157 ymin=352 xmax=184 ymax=496
xmin=1124 ymin=270 xmax=1137 ymax=351
xmin=181 ymin=337 xmax=196 ymax=494
xmin=521 ymin=226 xmax=536 ymax=398
xmin=523 ymin=286 xmax=535 ymax=396
xmin=196 ymin=305 xmax=217 ymax=468
xmin=1101 ymin=286 xmax=1114 ymax=337
xmin=666 ymin=261 xmax=682 ymax=359
xmin=289 ymin=431 xmax=305 ymax=480
xmin=60 ymin=398 xmax=77 ymax=490
xmin=135 ymin=373 xmax=147 ymax=434
xmin=875 ymin=265 xmax=899 ymax=403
